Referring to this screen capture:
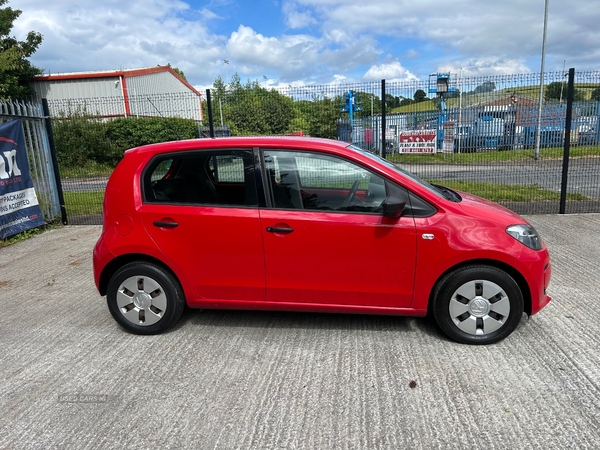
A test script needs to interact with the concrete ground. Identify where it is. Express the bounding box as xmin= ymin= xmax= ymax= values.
xmin=1 ymin=215 xmax=599 ymax=449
